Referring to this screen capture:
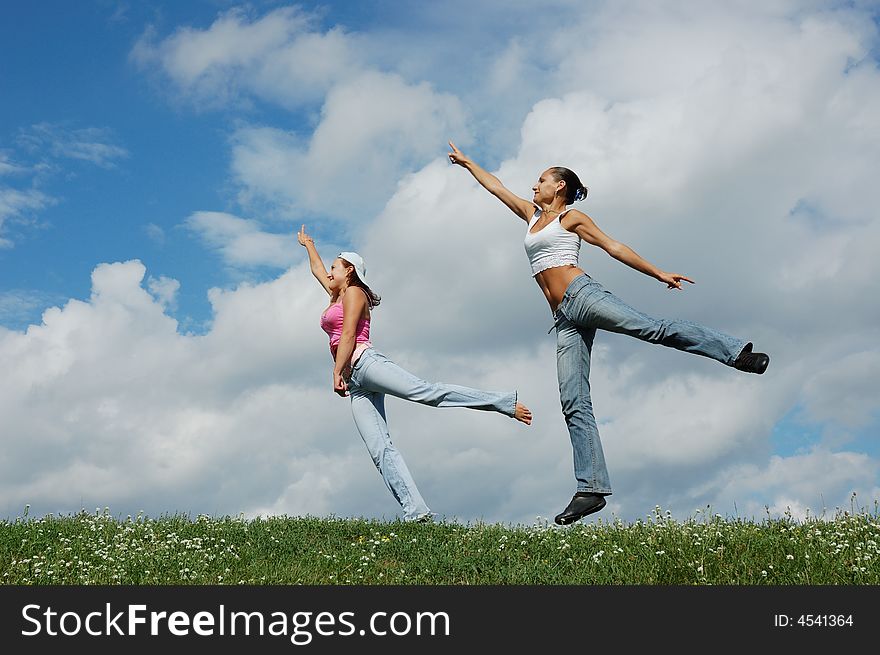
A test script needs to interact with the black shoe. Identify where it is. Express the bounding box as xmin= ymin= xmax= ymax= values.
xmin=554 ymin=492 xmax=607 ymax=525
xmin=734 ymin=343 xmax=770 ymax=374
